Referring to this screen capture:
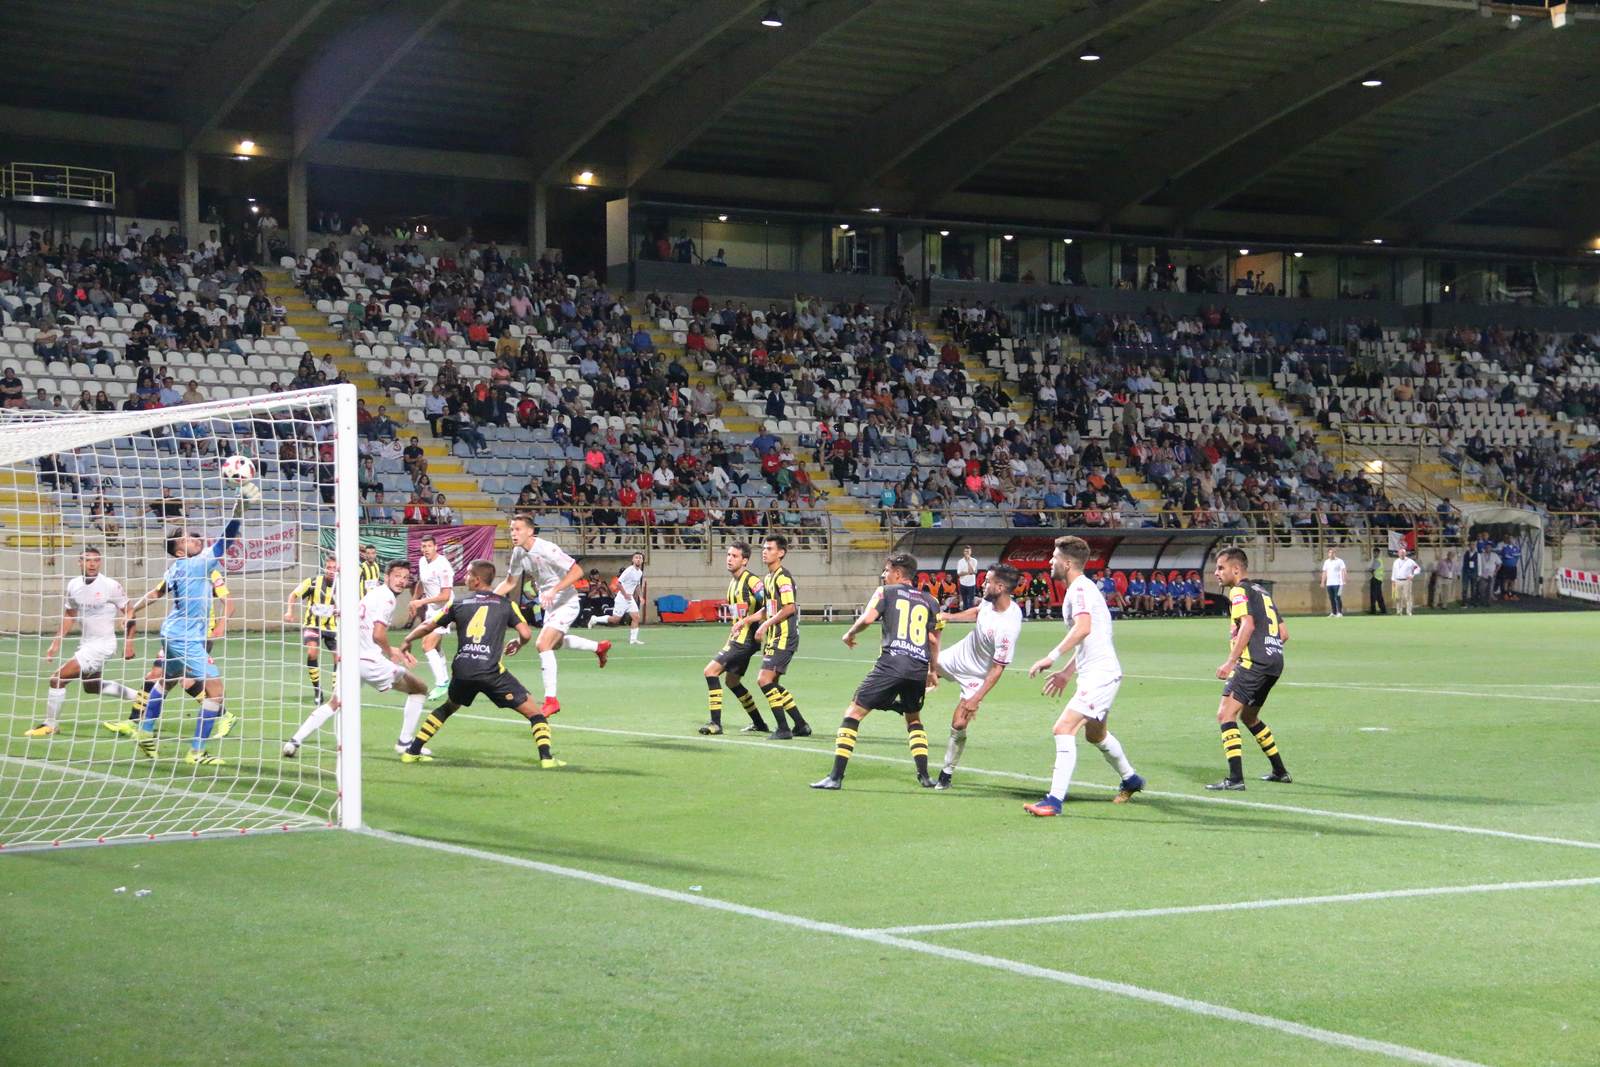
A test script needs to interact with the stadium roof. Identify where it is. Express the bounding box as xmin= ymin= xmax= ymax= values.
xmin=4 ymin=0 xmax=1600 ymax=250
